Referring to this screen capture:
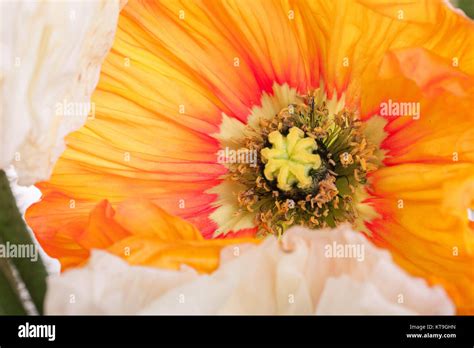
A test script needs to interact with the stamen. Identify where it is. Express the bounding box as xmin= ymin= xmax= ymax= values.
xmin=224 ymin=89 xmax=378 ymax=237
